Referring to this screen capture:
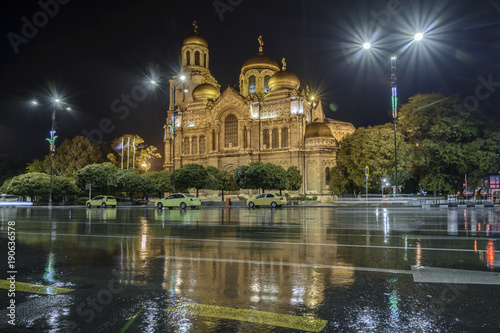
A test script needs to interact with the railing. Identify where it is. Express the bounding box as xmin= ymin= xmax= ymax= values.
xmin=332 ymin=194 xmax=498 ymax=207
